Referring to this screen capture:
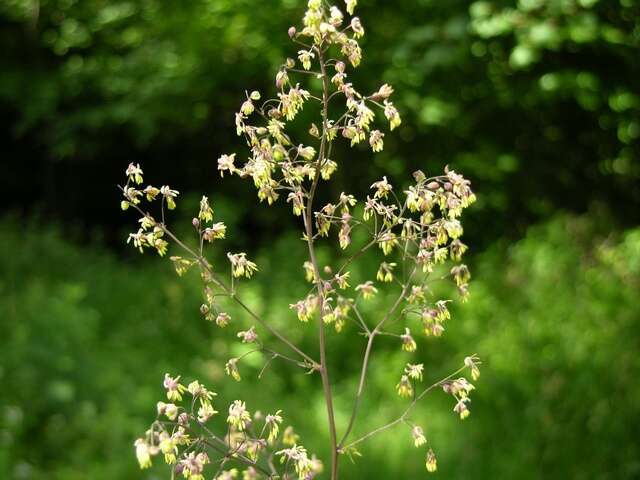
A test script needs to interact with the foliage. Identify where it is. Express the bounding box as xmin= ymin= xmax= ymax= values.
xmin=2 ymin=215 xmax=639 ymax=478
xmin=447 ymin=216 xmax=640 ymax=479
xmin=1 ymin=0 xmax=638 ymax=243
